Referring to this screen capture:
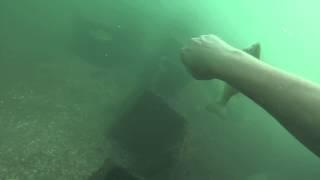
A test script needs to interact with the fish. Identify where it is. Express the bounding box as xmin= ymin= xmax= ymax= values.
xmin=206 ymin=43 xmax=261 ymax=118
xmin=90 ymin=29 xmax=113 ymax=41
